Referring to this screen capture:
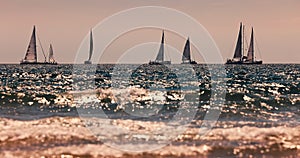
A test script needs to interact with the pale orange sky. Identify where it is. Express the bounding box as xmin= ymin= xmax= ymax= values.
xmin=0 ymin=0 xmax=300 ymax=63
